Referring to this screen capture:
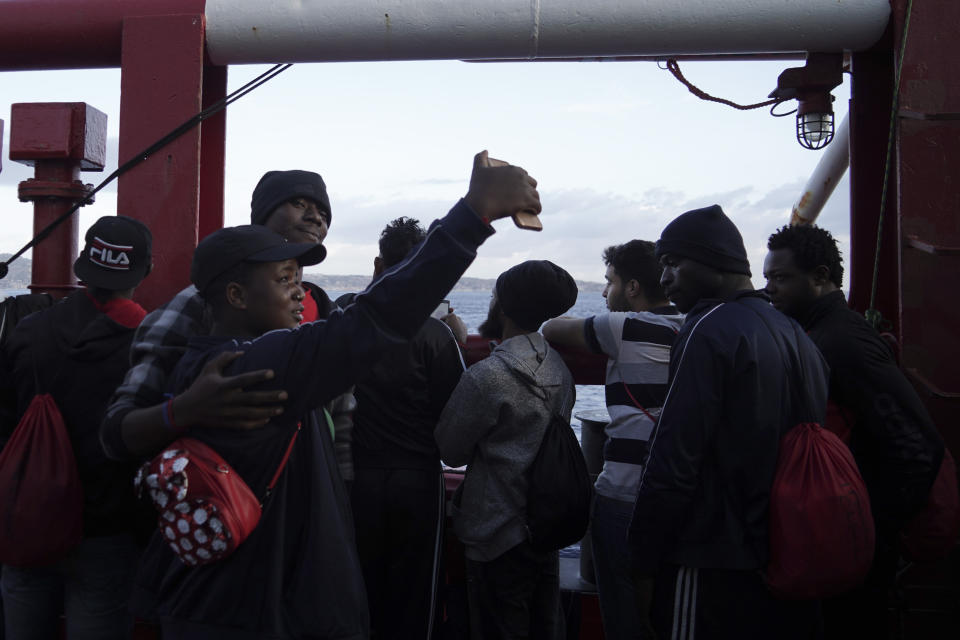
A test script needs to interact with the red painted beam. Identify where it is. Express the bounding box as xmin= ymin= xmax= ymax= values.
xmin=0 ymin=0 xmax=204 ymax=71
xmin=117 ymin=14 xmax=207 ymax=311
xmin=847 ymin=34 xmax=897 ymax=323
